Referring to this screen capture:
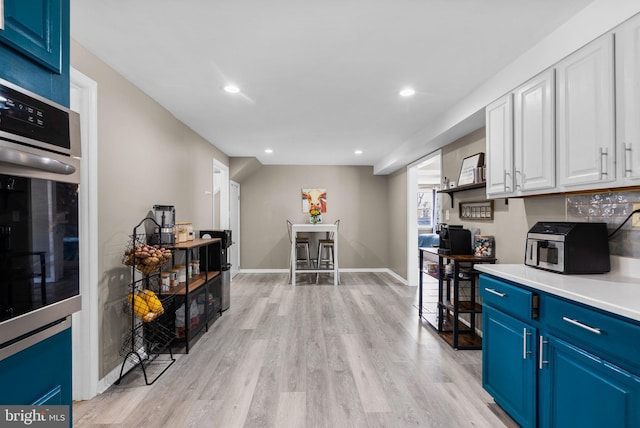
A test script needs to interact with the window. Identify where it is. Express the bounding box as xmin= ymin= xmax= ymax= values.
xmin=417 ymin=189 xmax=436 ymax=229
